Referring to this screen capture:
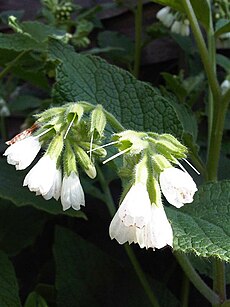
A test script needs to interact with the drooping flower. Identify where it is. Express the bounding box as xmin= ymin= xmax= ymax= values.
xmin=109 ymin=155 xmax=173 ymax=250
xmin=61 ymin=171 xmax=85 ymax=211
xmin=23 ymin=155 xmax=60 ymax=198
xmin=109 ymin=182 xmax=173 ymax=249
xmin=3 ymin=136 xmax=41 ymax=170
xmin=156 ymin=6 xmax=175 ymax=27
xmin=159 ymin=167 xmax=197 ymax=208
xmin=42 ymin=167 xmax=62 ymax=201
